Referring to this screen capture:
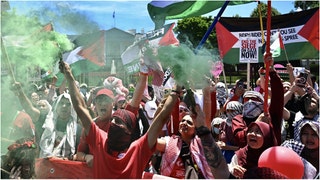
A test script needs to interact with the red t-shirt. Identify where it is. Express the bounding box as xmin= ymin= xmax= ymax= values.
xmin=78 ymin=104 xmax=138 ymax=154
xmin=86 ymin=122 xmax=155 ymax=178
xmin=77 ymin=118 xmax=110 ymax=153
